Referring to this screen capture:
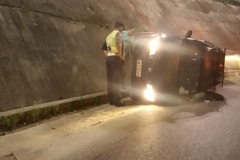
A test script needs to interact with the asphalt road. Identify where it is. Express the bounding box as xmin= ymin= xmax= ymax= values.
xmin=1 ymin=76 xmax=240 ymax=160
